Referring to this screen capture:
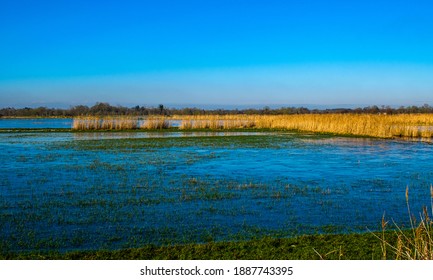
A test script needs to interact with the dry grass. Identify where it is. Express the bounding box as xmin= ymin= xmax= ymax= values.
xmin=72 ymin=116 xmax=139 ymax=130
xmin=140 ymin=117 xmax=171 ymax=129
xmin=178 ymin=117 xmax=254 ymax=130
xmin=172 ymin=114 xmax=433 ymax=138
xmin=375 ymin=186 xmax=433 ymax=260
xmin=72 ymin=114 xmax=433 ymax=138
xmin=72 ymin=116 xmax=171 ymax=130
